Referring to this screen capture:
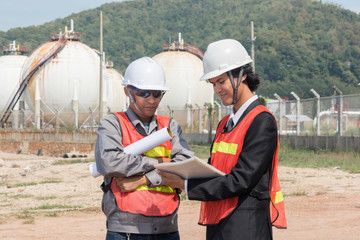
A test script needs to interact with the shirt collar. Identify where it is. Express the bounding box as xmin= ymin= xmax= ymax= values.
xmin=125 ymin=107 xmax=158 ymax=135
xmin=228 ymin=95 xmax=258 ymax=126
